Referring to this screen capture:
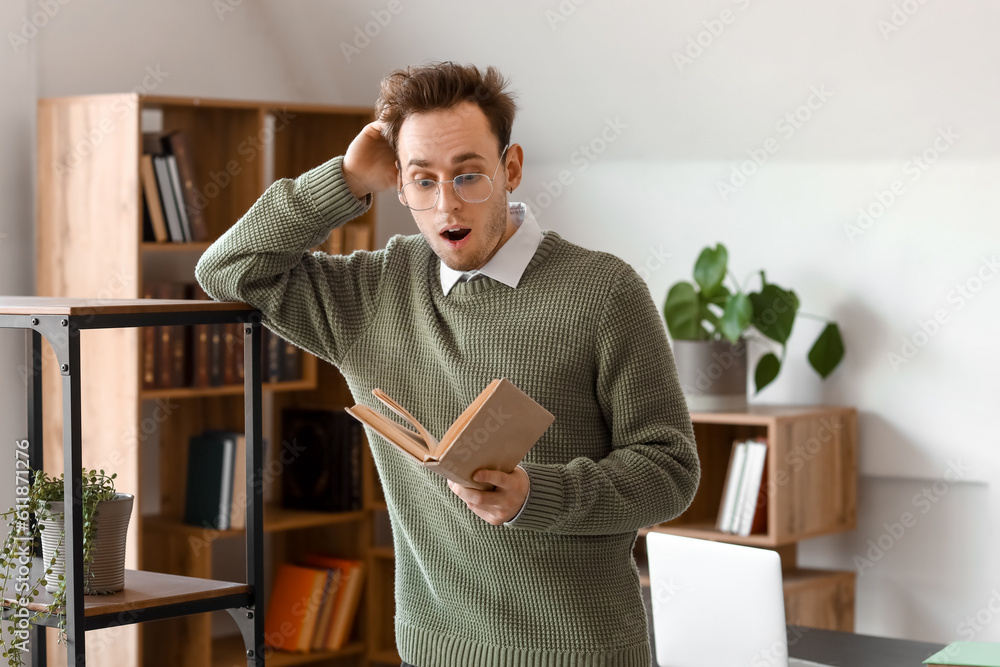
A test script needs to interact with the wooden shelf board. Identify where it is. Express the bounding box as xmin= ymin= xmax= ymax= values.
xmin=369 ymin=547 xmax=394 ymax=560
xmin=144 ymin=507 xmax=367 ymax=539
xmin=141 ymin=378 xmax=315 ymax=399
xmin=369 ymin=648 xmax=402 ymax=665
xmin=369 ymin=501 xmax=388 ymax=511
xmin=0 ymin=296 xmax=252 ymax=316
xmin=640 ymin=522 xmax=779 ymax=547
xmin=690 ymin=404 xmax=855 ymax=425
xmin=2 ymin=562 xmax=249 ymax=619
xmin=211 ymin=635 xmax=365 ymax=667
